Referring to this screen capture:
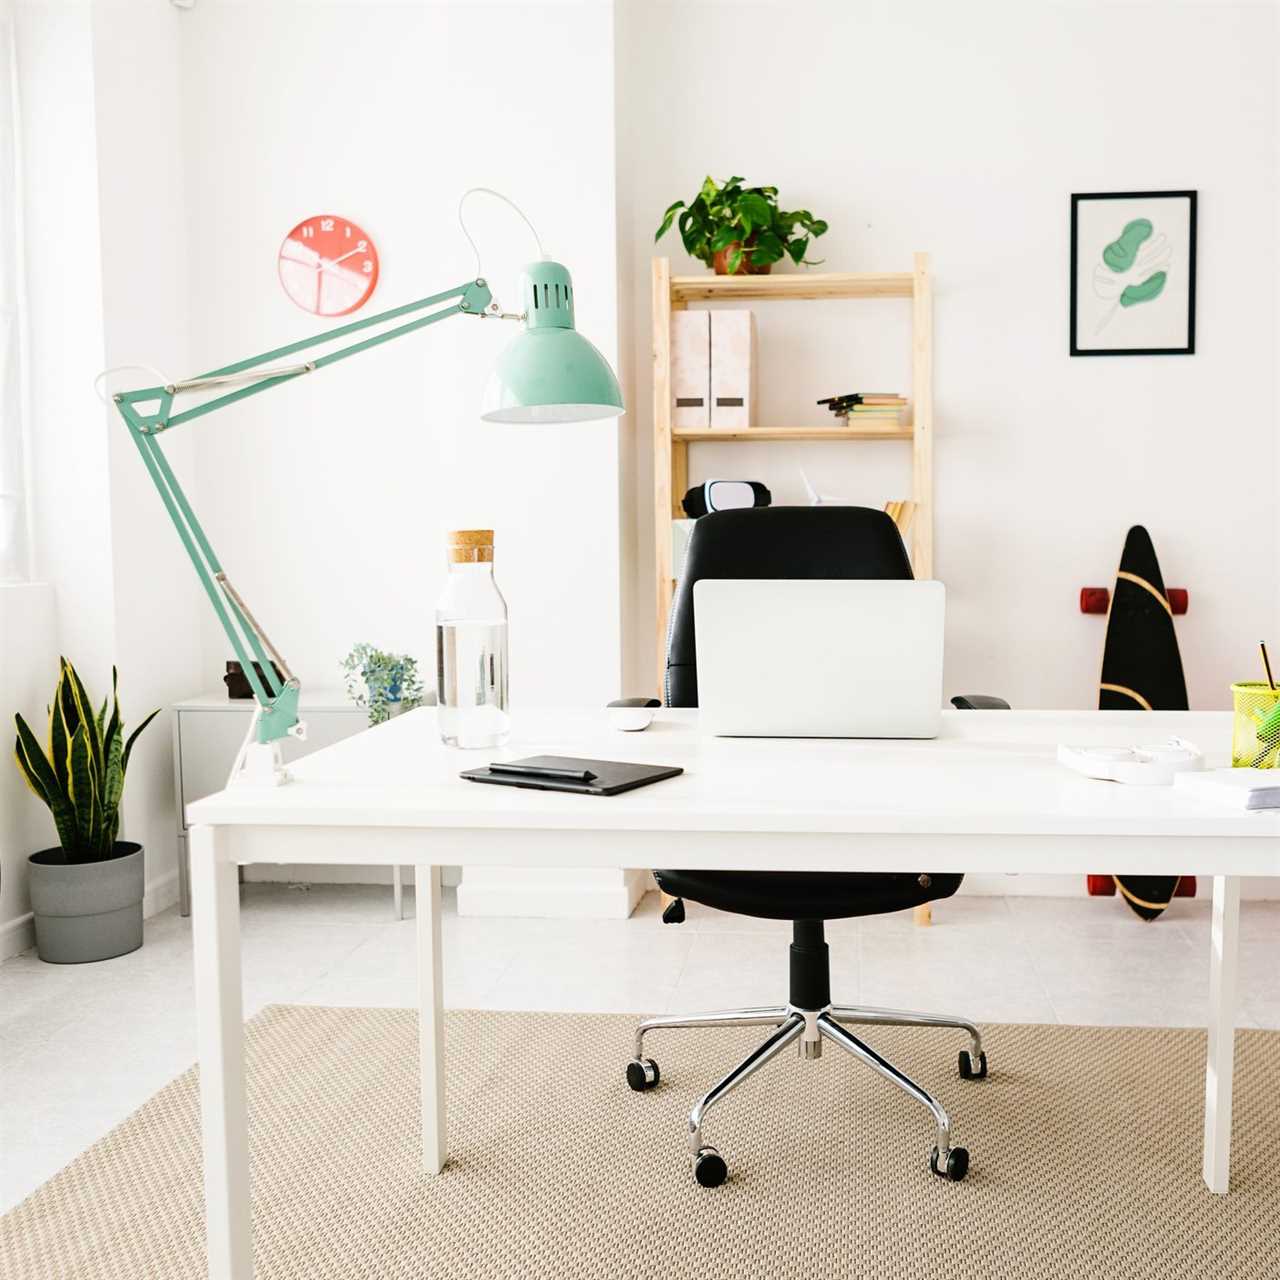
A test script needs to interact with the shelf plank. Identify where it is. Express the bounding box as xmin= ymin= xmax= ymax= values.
xmin=670 ymin=271 xmax=915 ymax=303
xmin=672 ymin=424 xmax=913 ymax=442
